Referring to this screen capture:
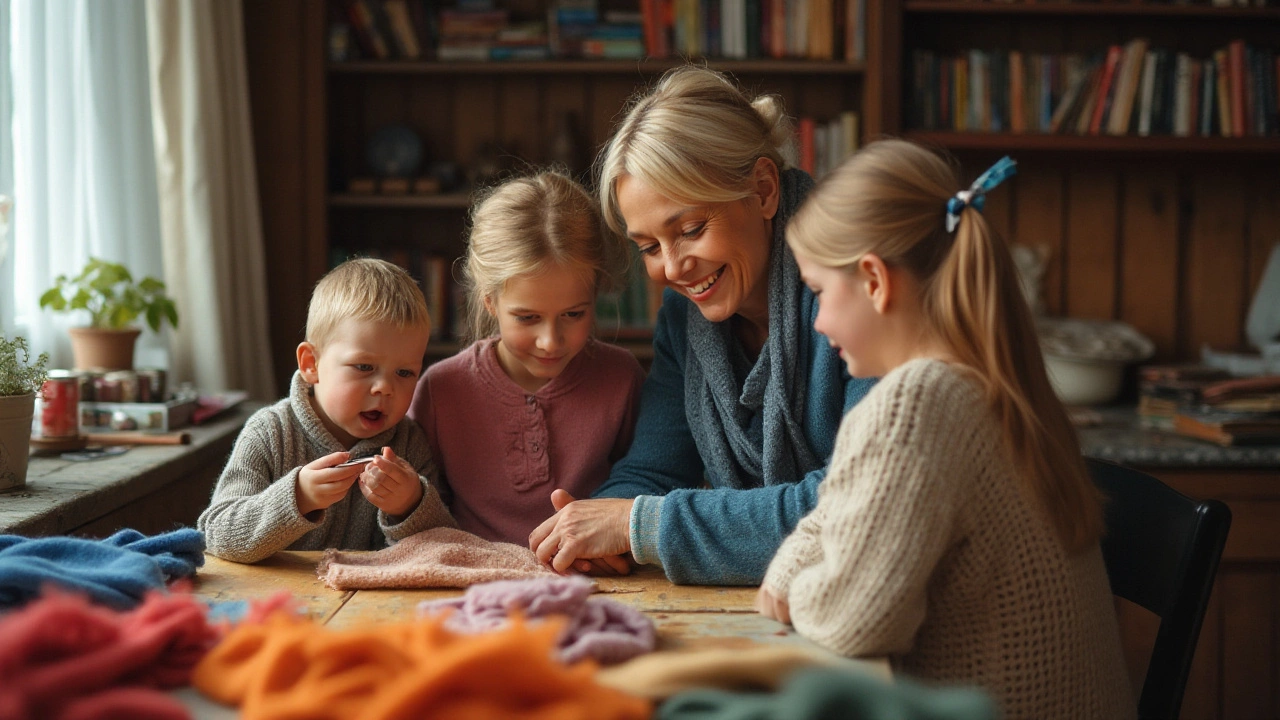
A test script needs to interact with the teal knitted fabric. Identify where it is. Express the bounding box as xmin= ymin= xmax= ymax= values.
xmin=657 ymin=667 xmax=997 ymax=720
